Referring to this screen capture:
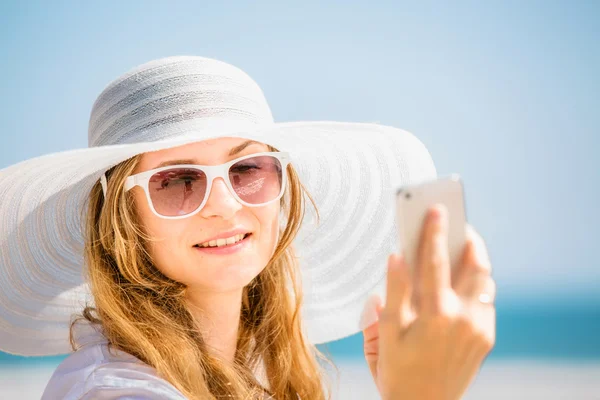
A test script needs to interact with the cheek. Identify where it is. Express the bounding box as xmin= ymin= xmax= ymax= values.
xmin=196 ymin=206 xmax=280 ymax=290
xmin=133 ymin=190 xmax=187 ymax=280
xmin=131 ymin=190 xmax=282 ymax=290
xmin=256 ymin=204 xmax=281 ymax=256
